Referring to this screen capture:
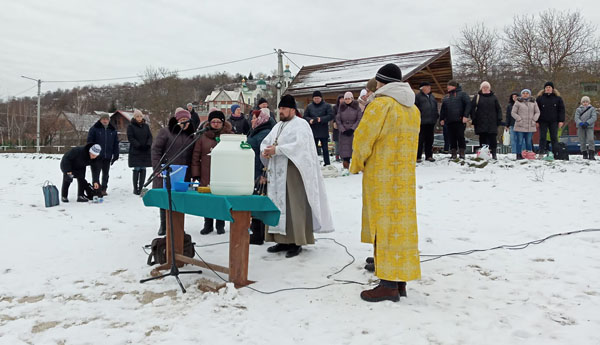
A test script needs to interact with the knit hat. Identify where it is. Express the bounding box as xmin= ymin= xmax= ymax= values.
xmin=581 ymin=96 xmax=591 ymax=104
xmin=344 ymin=91 xmax=354 ymax=99
xmin=186 ymin=103 xmax=193 ymax=108
xmin=521 ymin=89 xmax=532 ymax=96
xmin=208 ymin=110 xmax=225 ymax=122
xmin=375 ymin=63 xmax=402 ymax=84
xmin=448 ymin=80 xmax=459 ymax=87
xmin=544 ymin=81 xmax=554 ymax=89
xmin=312 ymin=91 xmax=322 ymax=98
xmin=359 ymin=89 xmax=367 ymax=98
xmin=133 ymin=109 xmax=144 ymax=118
xmin=278 ymin=94 xmax=297 ymax=109
xmin=257 ymin=97 xmax=268 ymax=106
xmin=99 ymin=113 xmax=110 ymax=119
xmin=231 ymin=104 xmax=241 ymax=114
xmin=419 ymin=81 xmax=431 ymax=88
xmin=174 ymin=108 xmax=191 ymax=121
xmin=366 ymin=78 xmax=377 ymax=92
xmin=89 ymin=144 xmax=102 ymax=155
xmin=254 ymin=108 xmax=271 ymax=127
